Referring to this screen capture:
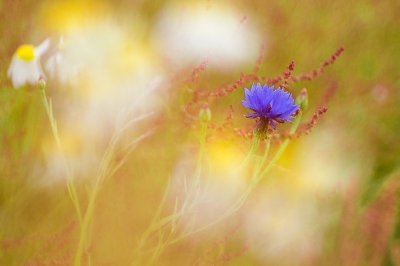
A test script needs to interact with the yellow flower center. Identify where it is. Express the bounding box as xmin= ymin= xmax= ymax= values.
xmin=16 ymin=45 xmax=35 ymax=61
